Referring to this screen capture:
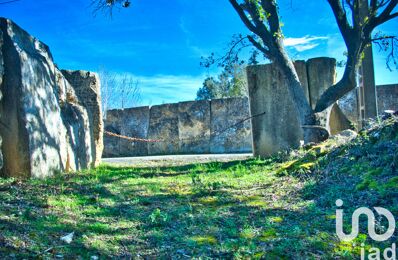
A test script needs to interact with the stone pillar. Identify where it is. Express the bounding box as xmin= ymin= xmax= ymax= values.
xmin=307 ymin=57 xmax=354 ymax=133
xmin=307 ymin=57 xmax=337 ymax=131
xmin=359 ymin=0 xmax=378 ymax=120
xmin=178 ymin=100 xmax=211 ymax=154
xmin=62 ymin=70 xmax=104 ymax=167
xmin=294 ymin=60 xmax=310 ymax=103
xmin=0 ymin=18 xmax=95 ymax=178
xmin=246 ymin=63 xmax=305 ymax=157
xmin=147 ymin=103 xmax=179 ymax=155
xmin=359 ymin=48 xmax=378 ymax=120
